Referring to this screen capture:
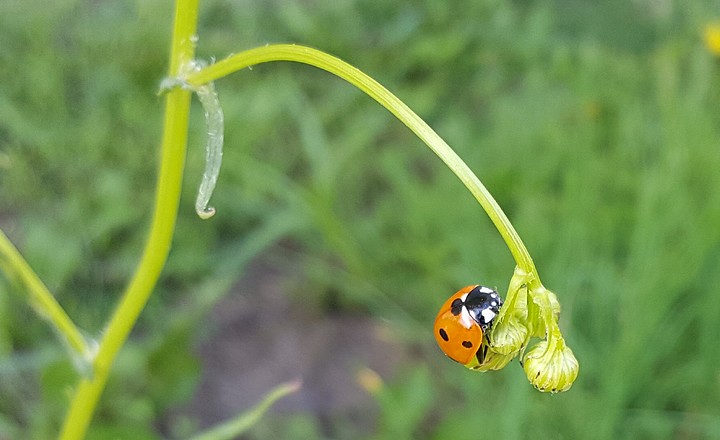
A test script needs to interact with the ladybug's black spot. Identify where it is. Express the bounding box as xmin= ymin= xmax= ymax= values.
xmin=438 ymin=328 xmax=449 ymax=342
xmin=450 ymin=298 xmax=464 ymax=316
xmin=462 ymin=340 xmax=473 ymax=348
